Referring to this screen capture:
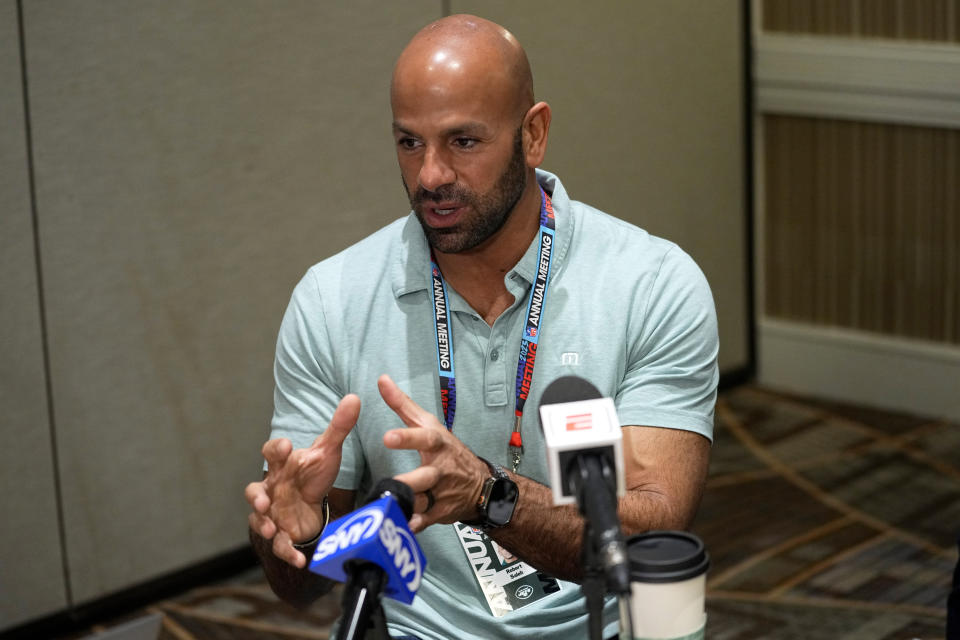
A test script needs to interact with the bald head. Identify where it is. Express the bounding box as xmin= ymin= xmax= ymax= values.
xmin=391 ymin=14 xmax=534 ymax=121
xmin=390 ymin=15 xmax=551 ymax=256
